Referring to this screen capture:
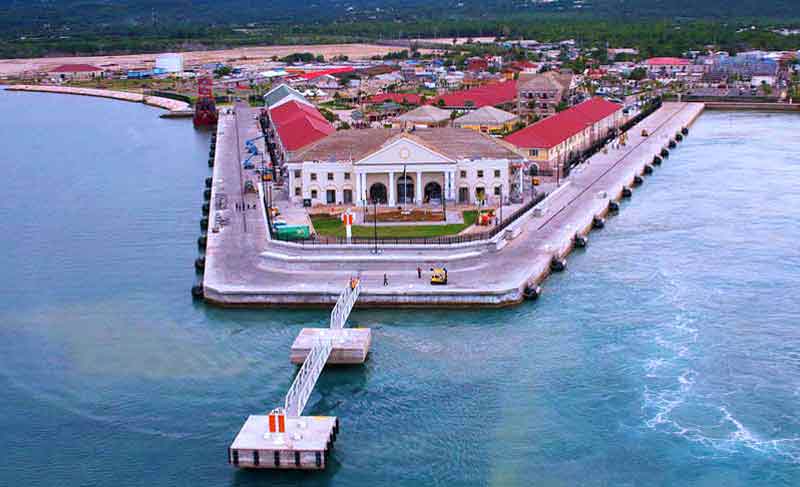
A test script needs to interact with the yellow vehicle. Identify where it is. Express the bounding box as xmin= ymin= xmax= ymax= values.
xmin=430 ymin=267 xmax=448 ymax=285
xmin=532 ymin=177 xmax=540 ymax=186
